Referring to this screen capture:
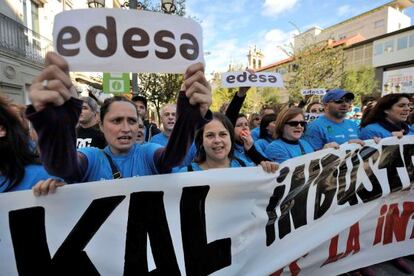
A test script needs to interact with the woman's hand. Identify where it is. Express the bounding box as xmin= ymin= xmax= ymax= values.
xmin=259 ymin=161 xmax=279 ymax=173
xmin=323 ymin=142 xmax=340 ymax=149
xmin=392 ymin=131 xmax=404 ymax=139
xmin=29 ymin=52 xmax=77 ymax=112
xmin=32 ymin=178 xmax=65 ymax=196
xmin=240 ymin=129 xmax=253 ymax=150
xmin=183 ymin=63 xmax=212 ymax=118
